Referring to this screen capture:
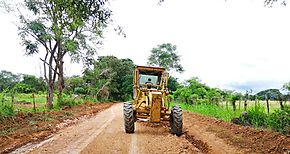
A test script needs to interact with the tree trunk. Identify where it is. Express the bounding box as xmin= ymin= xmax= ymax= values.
xmin=278 ymin=94 xmax=284 ymax=110
xmin=244 ymin=99 xmax=248 ymax=111
xmin=45 ymin=49 xmax=57 ymax=110
xmin=279 ymin=100 xmax=284 ymax=110
xmin=57 ymin=58 xmax=64 ymax=103
xmin=47 ymin=73 xmax=54 ymax=109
